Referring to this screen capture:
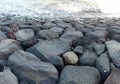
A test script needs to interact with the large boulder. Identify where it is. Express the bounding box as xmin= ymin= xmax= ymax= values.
xmin=26 ymin=40 xmax=70 ymax=68
xmin=105 ymin=40 xmax=120 ymax=68
xmin=0 ymin=69 xmax=18 ymax=84
xmin=58 ymin=66 xmax=101 ymax=84
xmin=15 ymin=29 xmax=34 ymax=42
xmin=8 ymin=50 xmax=58 ymax=84
xmin=0 ymin=39 xmax=21 ymax=59
xmin=104 ymin=68 xmax=120 ymax=84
